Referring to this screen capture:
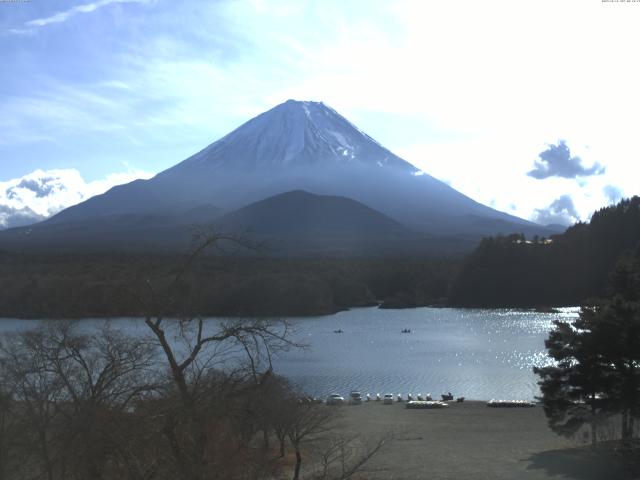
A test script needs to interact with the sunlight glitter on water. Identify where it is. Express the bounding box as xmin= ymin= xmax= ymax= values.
xmin=271 ymin=306 xmax=578 ymax=401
